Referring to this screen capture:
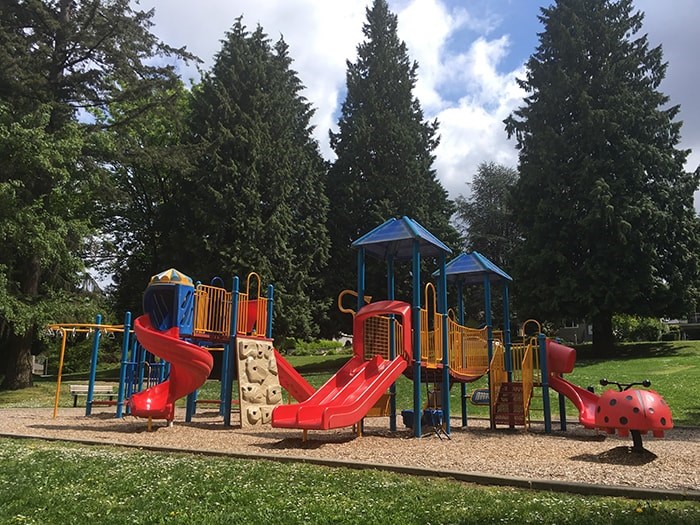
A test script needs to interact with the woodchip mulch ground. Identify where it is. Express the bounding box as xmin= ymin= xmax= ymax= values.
xmin=1 ymin=407 xmax=698 ymax=495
